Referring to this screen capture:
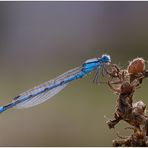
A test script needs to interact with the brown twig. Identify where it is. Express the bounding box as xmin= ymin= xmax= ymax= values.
xmin=106 ymin=57 xmax=148 ymax=146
